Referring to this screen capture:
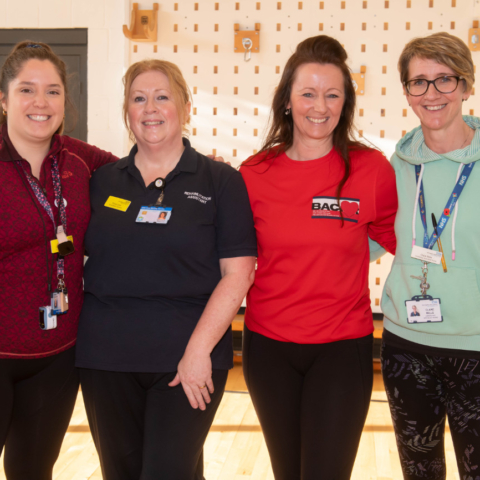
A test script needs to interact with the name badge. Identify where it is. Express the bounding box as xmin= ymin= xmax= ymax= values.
xmin=411 ymin=245 xmax=442 ymax=265
xmin=405 ymin=297 xmax=443 ymax=324
xmin=105 ymin=196 xmax=131 ymax=212
xmin=136 ymin=206 xmax=172 ymax=224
